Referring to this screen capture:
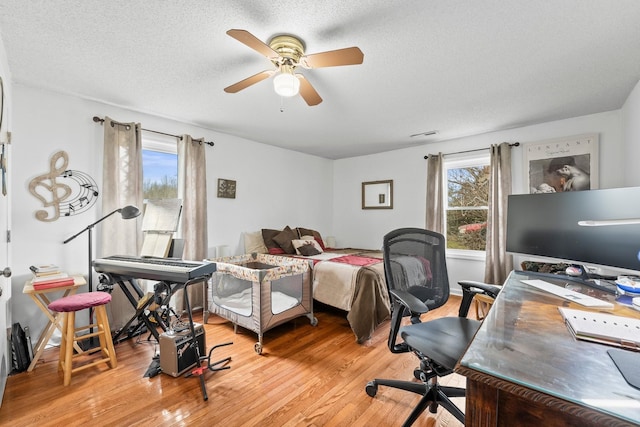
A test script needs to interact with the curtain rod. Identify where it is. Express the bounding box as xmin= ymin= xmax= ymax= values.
xmin=92 ymin=116 xmax=214 ymax=146
xmin=423 ymin=142 xmax=519 ymax=159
